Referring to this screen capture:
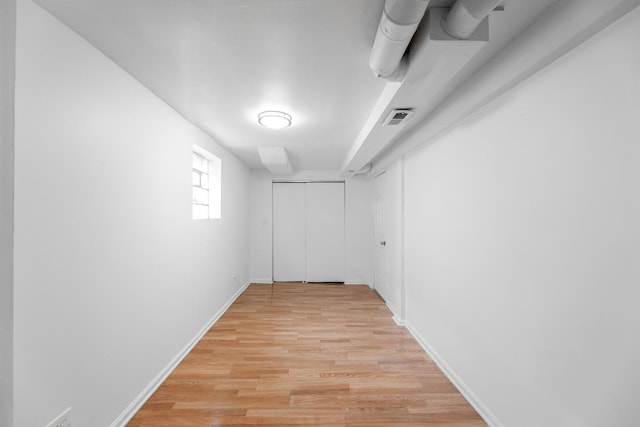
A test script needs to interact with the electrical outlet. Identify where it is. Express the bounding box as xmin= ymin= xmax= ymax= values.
xmin=47 ymin=407 xmax=72 ymax=427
